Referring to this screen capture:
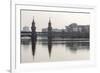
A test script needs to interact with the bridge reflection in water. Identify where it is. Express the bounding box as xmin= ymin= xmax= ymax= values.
xmin=21 ymin=37 xmax=89 ymax=63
